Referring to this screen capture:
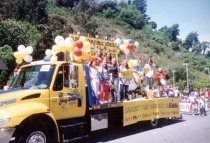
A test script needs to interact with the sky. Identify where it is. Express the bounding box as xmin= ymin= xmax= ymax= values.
xmin=146 ymin=0 xmax=210 ymax=42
